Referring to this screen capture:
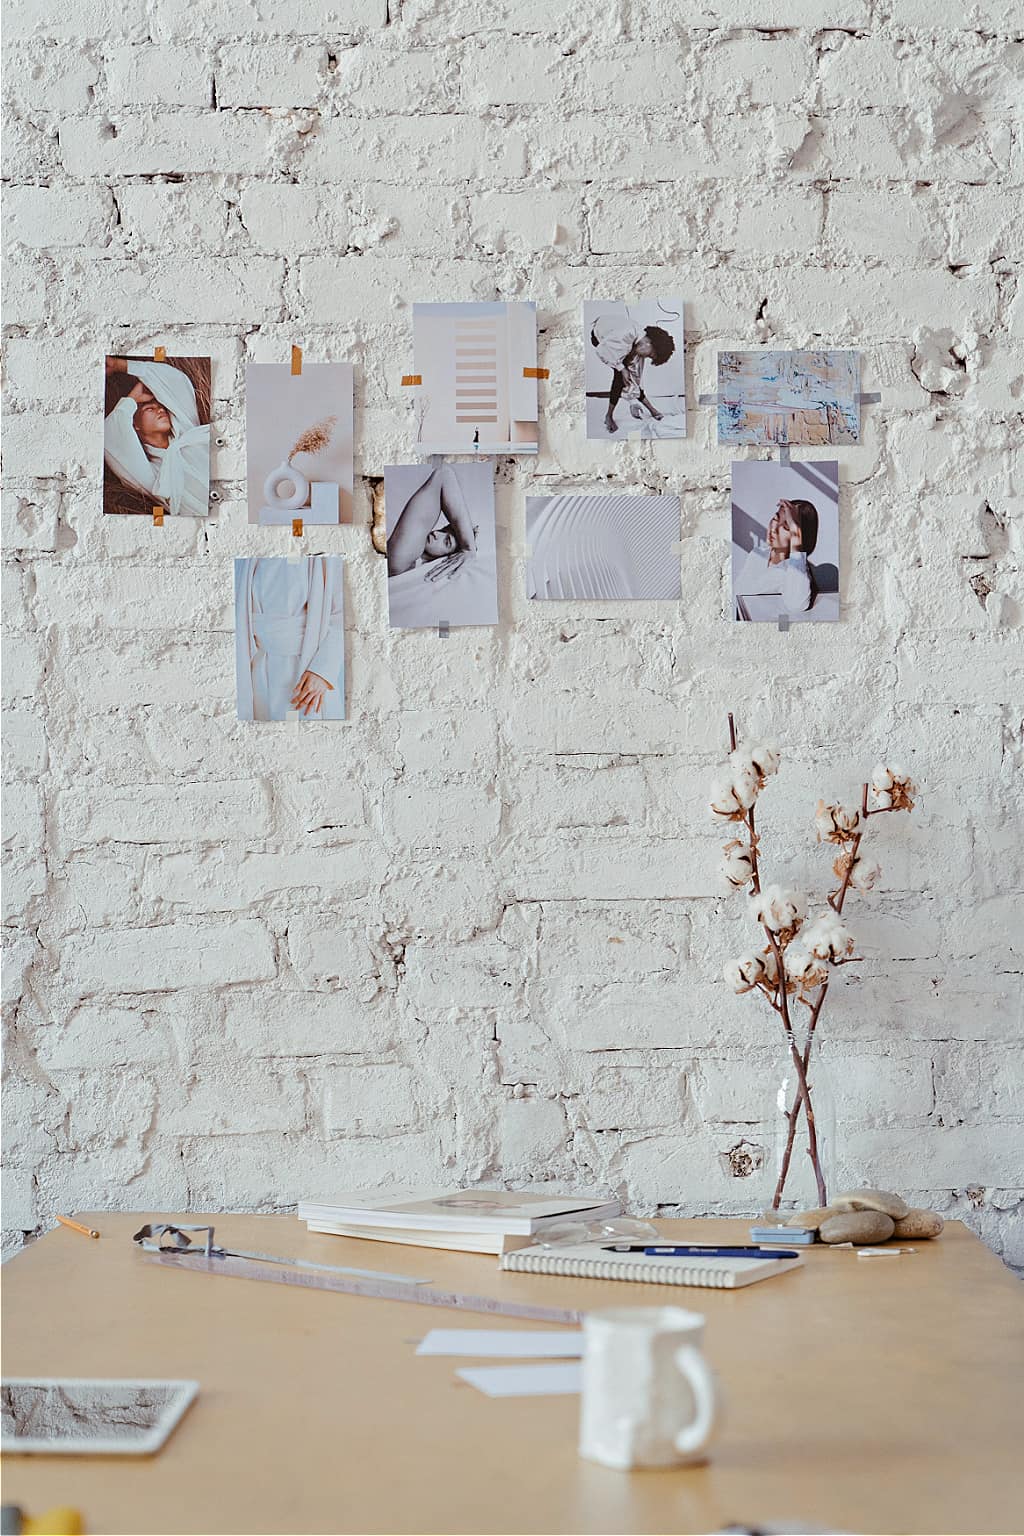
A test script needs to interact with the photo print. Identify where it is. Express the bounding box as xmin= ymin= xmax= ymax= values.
xmin=526 ymin=494 xmax=682 ymax=601
xmin=246 ymin=362 xmax=354 ymax=525
xmin=234 ymin=555 xmax=345 ymax=721
xmin=731 ymin=459 xmax=839 ymax=623
xmin=384 ymin=460 xmax=498 ymax=629
xmin=103 ymin=355 xmax=211 ymax=516
xmin=411 ymin=301 xmax=539 ymax=455
xmin=717 ymin=351 xmax=860 ymax=446
xmin=583 ymin=298 xmax=686 ymax=440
